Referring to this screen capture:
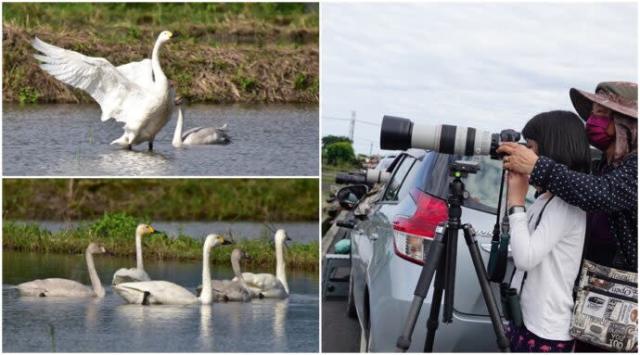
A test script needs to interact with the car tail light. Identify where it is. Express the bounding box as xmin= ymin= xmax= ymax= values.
xmin=393 ymin=188 xmax=448 ymax=265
